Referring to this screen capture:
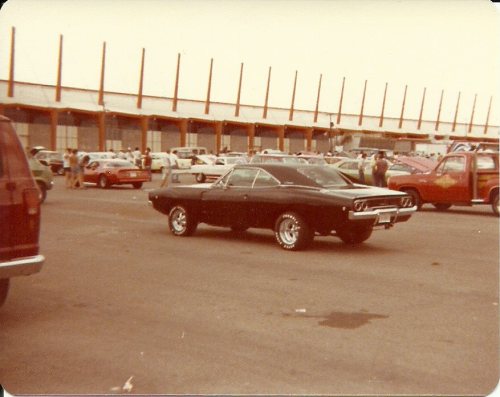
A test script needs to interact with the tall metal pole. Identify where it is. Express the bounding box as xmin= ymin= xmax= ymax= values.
xmin=398 ymin=85 xmax=407 ymax=129
xmin=452 ymin=91 xmax=461 ymax=132
xmin=137 ymin=48 xmax=145 ymax=109
xmin=314 ymin=74 xmax=322 ymax=123
xmin=336 ymin=77 xmax=345 ymax=125
xmin=204 ymin=58 xmax=213 ymax=115
xmin=172 ymin=53 xmax=180 ymax=112
xmin=263 ymin=66 xmax=271 ymax=119
xmin=379 ymin=82 xmax=388 ymax=127
xmin=235 ymin=62 xmax=244 ymax=117
xmin=358 ymin=80 xmax=367 ymax=126
xmin=417 ymin=87 xmax=426 ymax=130
xmin=55 ymin=35 xmax=63 ymax=102
xmin=8 ymin=27 xmax=15 ymax=97
xmin=468 ymin=94 xmax=477 ymax=134
xmin=435 ymin=89 xmax=444 ymax=131
xmin=484 ymin=96 xmax=493 ymax=135
xmin=98 ymin=42 xmax=106 ymax=106
xmin=289 ymin=70 xmax=298 ymax=121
